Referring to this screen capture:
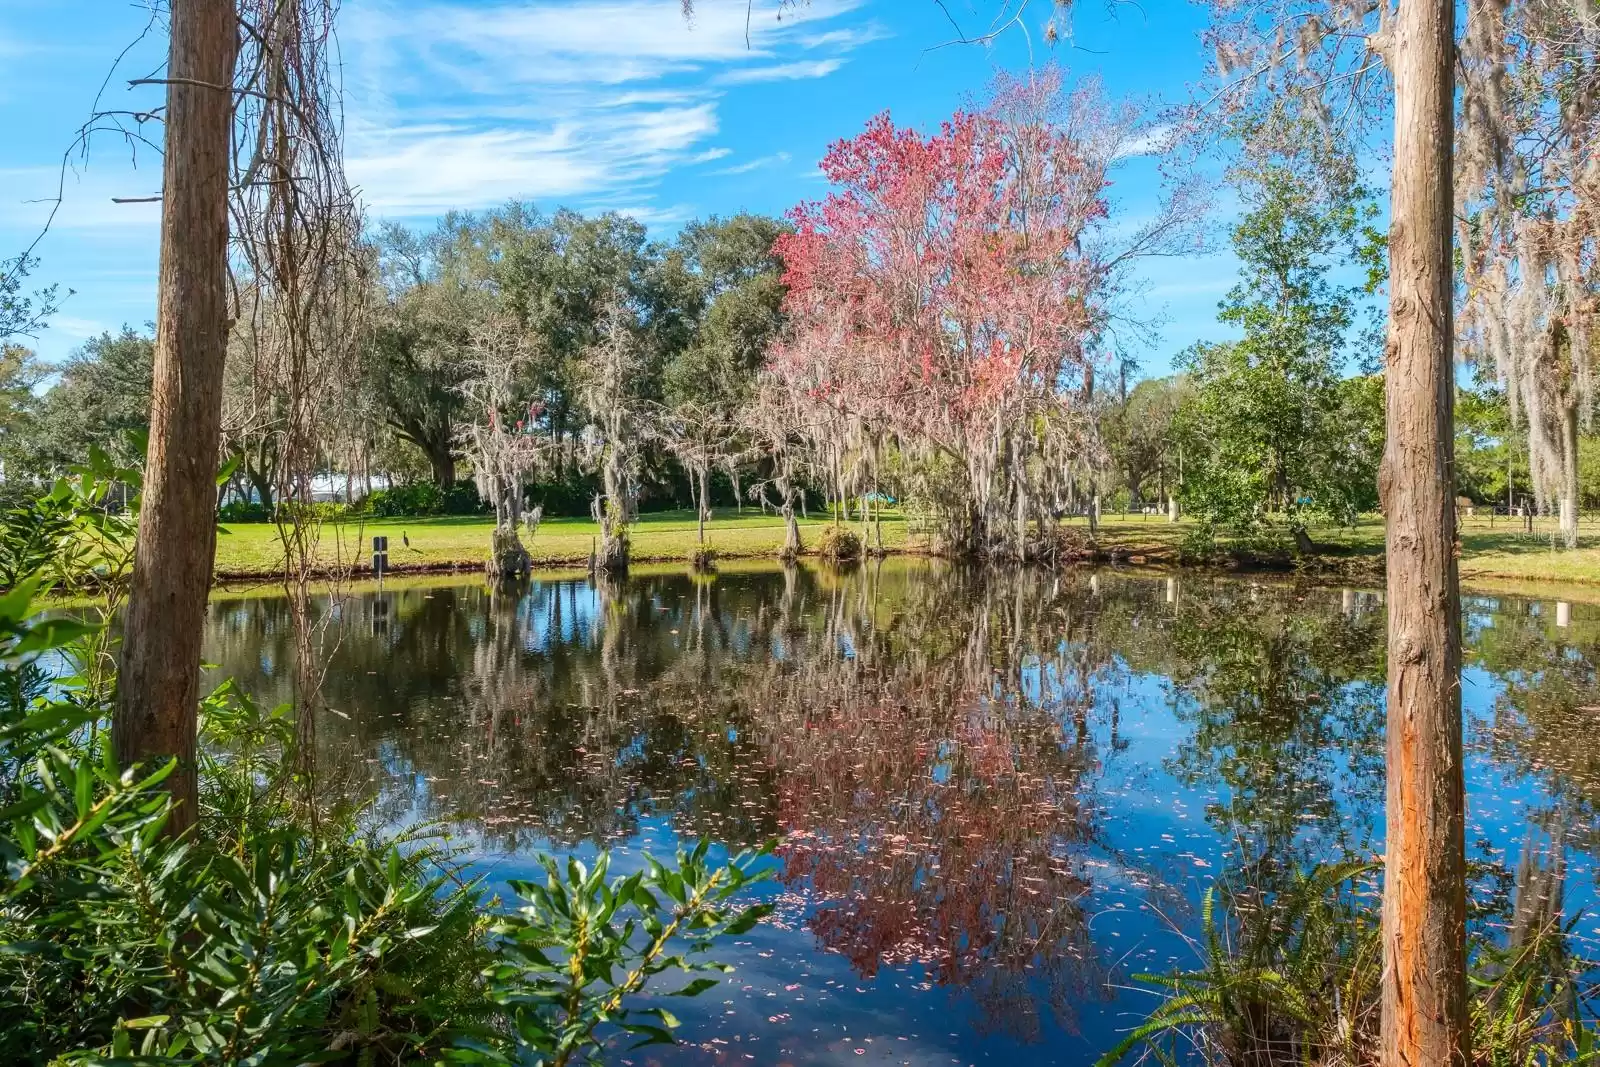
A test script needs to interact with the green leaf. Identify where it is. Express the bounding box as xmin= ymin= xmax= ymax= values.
xmin=667 ymin=977 xmax=721 ymax=997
